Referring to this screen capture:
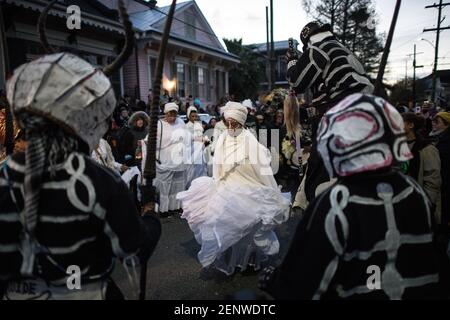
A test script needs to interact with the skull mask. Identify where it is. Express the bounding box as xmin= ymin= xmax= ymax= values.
xmin=317 ymin=94 xmax=412 ymax=178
